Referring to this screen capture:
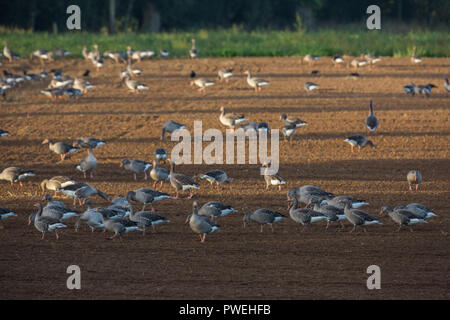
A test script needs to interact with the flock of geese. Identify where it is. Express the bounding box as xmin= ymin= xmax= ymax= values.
xmin=0 ymin=39 xmax=444 ymax=242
